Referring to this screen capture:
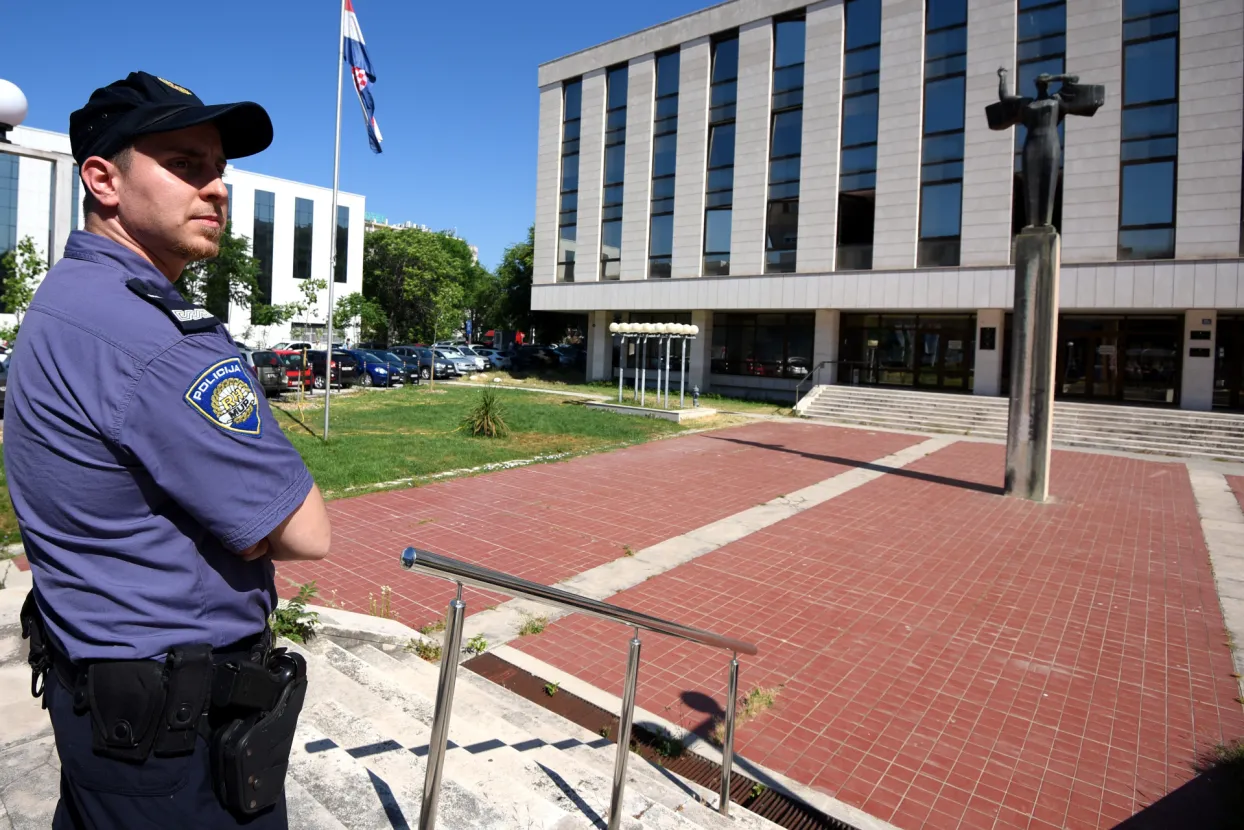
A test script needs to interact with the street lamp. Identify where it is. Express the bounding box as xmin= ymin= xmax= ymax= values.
xmin=0 ymin=79 xmax=28 ymax=144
